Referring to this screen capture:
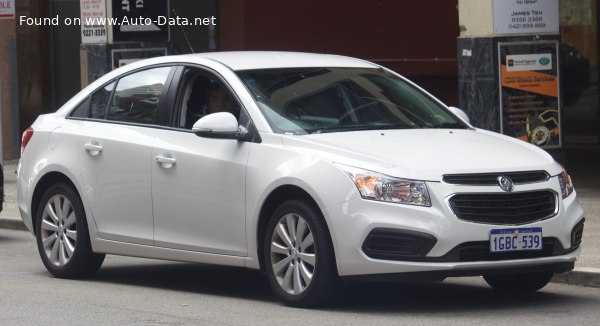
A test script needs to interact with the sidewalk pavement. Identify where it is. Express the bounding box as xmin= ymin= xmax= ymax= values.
xmin=1 ymin=145 xmax=599 ymax=288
